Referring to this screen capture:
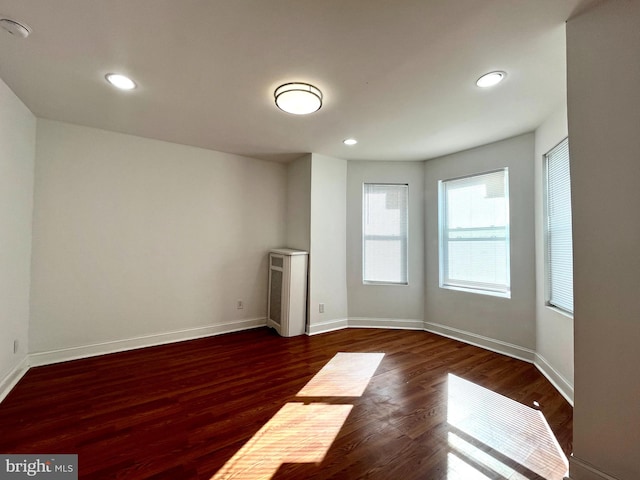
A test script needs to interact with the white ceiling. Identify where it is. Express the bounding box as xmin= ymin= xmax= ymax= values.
xmin=0 ymin=0 xmax=590 ymax=163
